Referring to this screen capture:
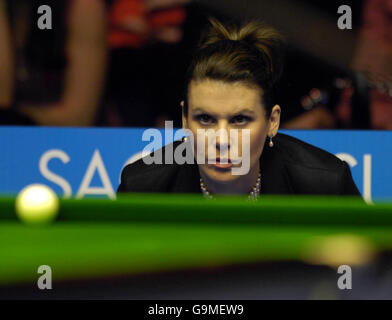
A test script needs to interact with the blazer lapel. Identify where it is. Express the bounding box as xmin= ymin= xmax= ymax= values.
xmin=259 ymin=144 xmax=295 ymax=195
xmin=171 ymin=162 xmax=201 ymax=193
